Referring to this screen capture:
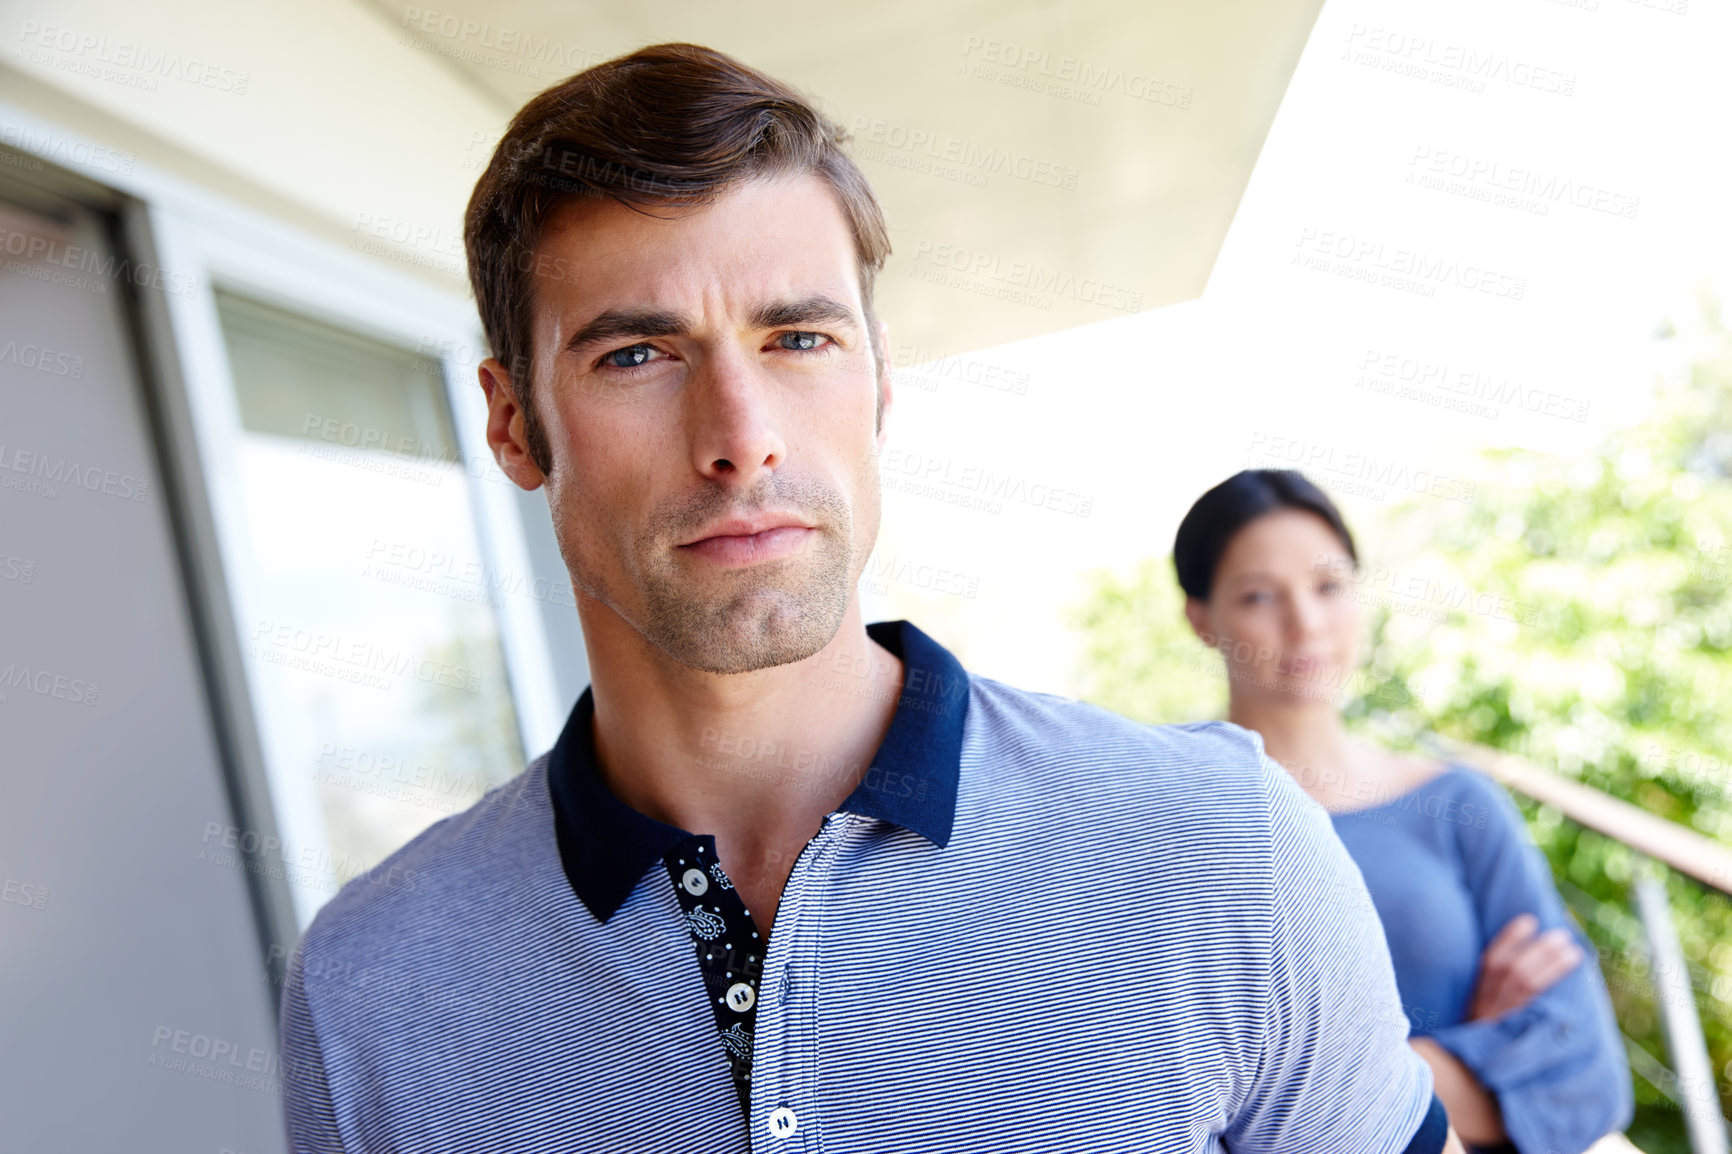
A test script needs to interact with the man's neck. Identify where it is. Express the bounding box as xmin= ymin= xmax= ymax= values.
xmin=581 ymin=599 xmax=904 ymax=934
